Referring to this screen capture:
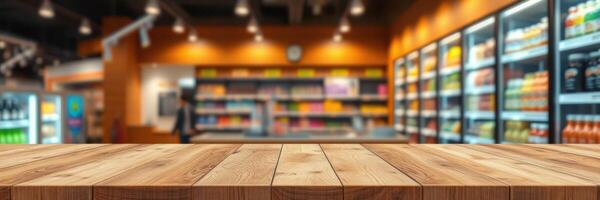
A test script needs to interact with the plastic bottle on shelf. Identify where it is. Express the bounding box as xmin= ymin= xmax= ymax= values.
xmin=589 ymin=115 xmax=600 ymax=144
xmin=566 ymin=7 xmax=577 ymax=39
xmin=565 ymin=53 xmax=587 ymax=93
xmin=595 ymin=115 xmax=600 ymax=144
xmin=586 ymin=51 xmax=599 ymax=91
xmin=575 ymin=3 xmax=587 ymax=37
xmin=581 ymin=115 xmax=594 ymax=143
xmin=562 ymin=115 xmax=574 ymax=143
xmin=573 ymin=115 xmax=585 ymax=143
